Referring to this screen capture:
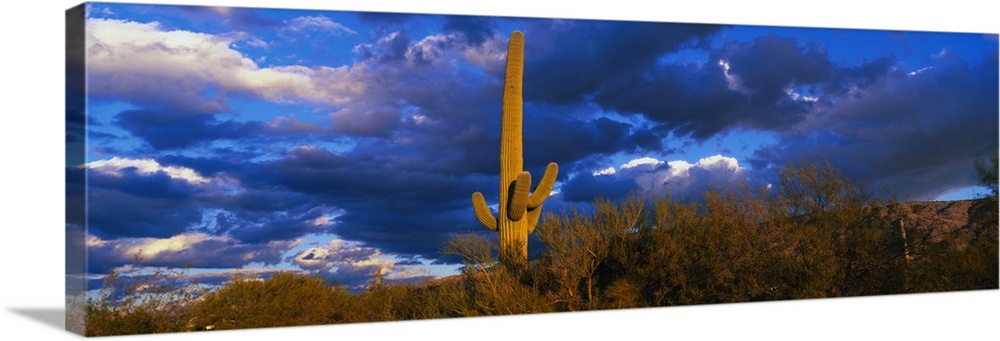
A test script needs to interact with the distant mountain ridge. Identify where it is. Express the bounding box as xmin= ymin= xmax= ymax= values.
xmin=892 ymin=199 xmax=994 ymax=249
xmin=898 ymin=200 xmax=975 ymax=232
